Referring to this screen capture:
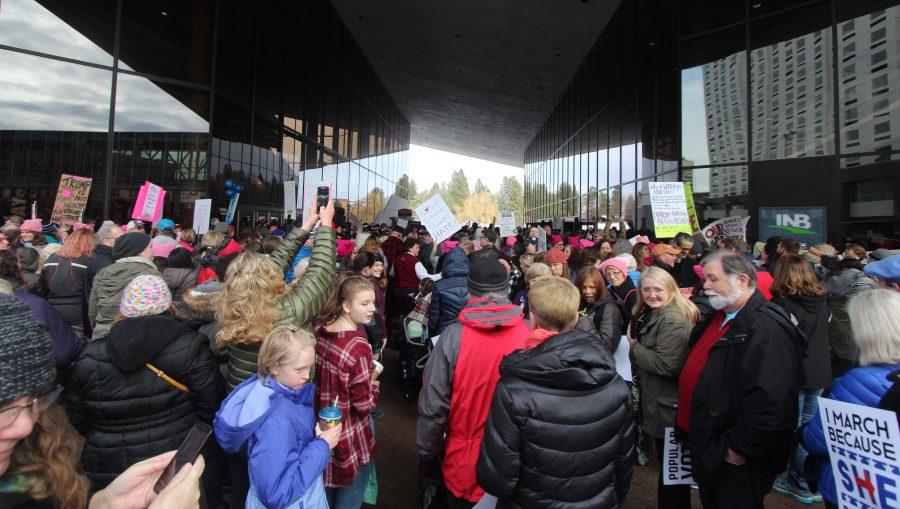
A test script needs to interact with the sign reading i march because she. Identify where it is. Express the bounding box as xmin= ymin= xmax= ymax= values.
xmin=817 ymin=398 xmax=899 ymax=508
